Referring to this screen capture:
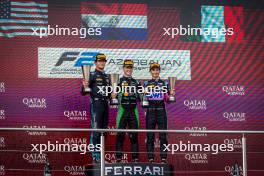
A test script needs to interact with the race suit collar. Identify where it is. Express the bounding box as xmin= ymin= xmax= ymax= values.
xmin=151 ymin=77 xmax=160 ymax=82
xmin=95 ymin=68 xmax=105 ymax=73
xmin=123 ymin=74 xmax=132 ymax=79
